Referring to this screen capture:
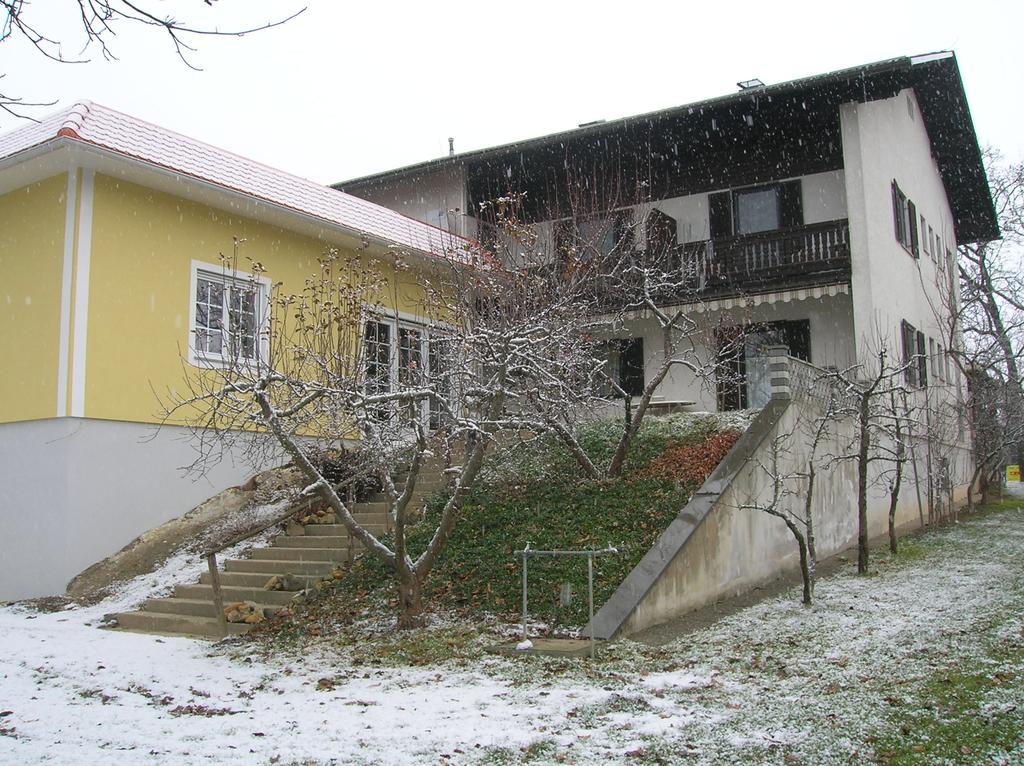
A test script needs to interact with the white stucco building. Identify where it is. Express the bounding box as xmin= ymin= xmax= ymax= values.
xmin=338 ymin=52 xmax=995 ymax=421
